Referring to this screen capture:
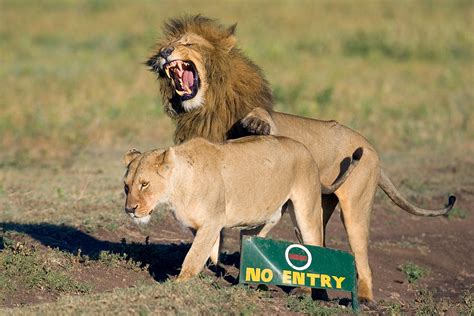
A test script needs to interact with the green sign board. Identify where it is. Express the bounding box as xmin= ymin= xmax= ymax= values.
xmin=239 ymin=236 xmax=359 ymax=311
